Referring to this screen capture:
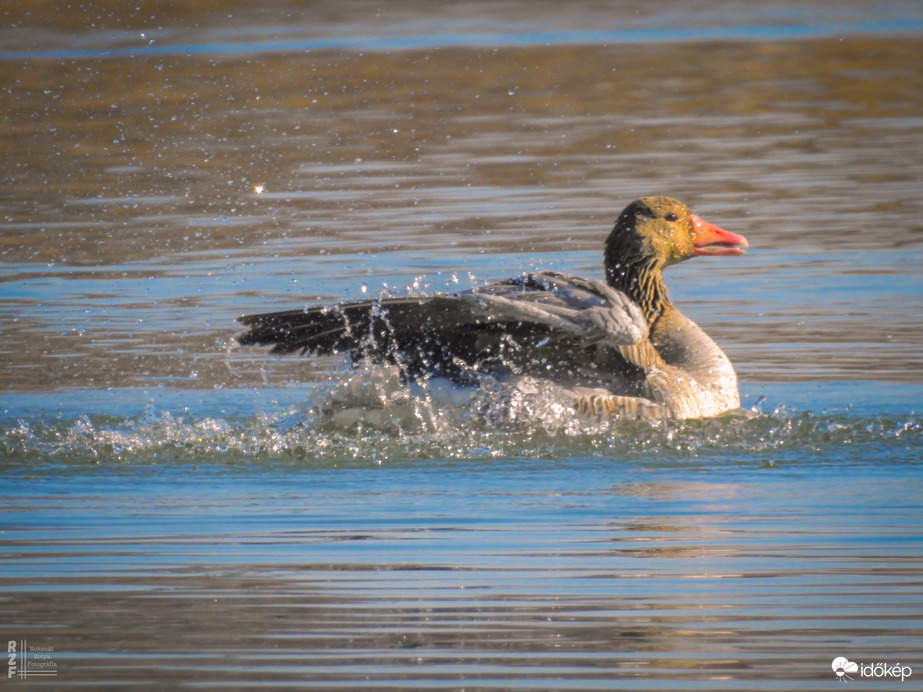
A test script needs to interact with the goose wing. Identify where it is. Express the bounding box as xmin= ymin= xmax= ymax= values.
xmin=237 ymin=270 xmax=647 ymax=378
